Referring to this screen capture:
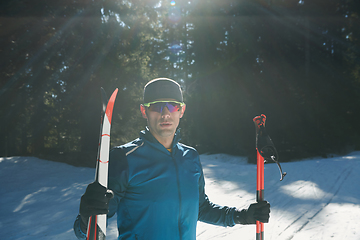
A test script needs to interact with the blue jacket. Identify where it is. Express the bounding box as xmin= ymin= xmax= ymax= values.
xmin=75 ymin=128 xmax=236 ymax=239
